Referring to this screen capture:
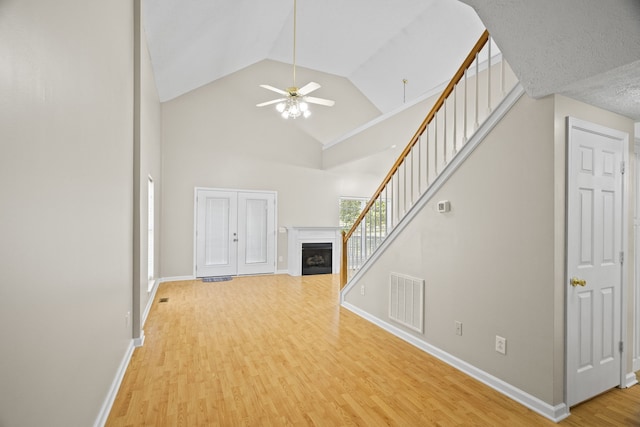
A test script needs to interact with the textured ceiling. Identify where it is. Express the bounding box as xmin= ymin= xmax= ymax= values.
xmin=462 ymin=0 xmax=640 ymax=120
xmin=143 ymin=0 xmax=485 ymax=113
